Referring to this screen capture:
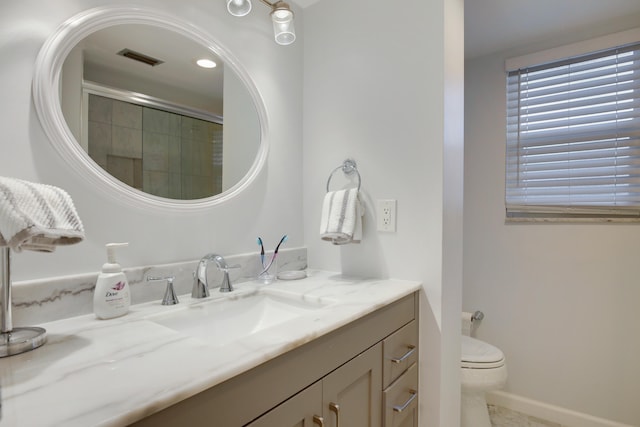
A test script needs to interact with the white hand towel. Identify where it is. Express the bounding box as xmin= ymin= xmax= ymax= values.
xmin=0 ymin=176 xmax=85 ymax=252
xmin=320 ymin=188 xmax=363 ymax=245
